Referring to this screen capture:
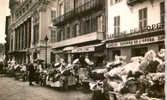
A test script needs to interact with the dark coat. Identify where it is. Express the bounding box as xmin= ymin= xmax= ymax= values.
xmin=27 ymin=63 xmax=36 ymax=82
